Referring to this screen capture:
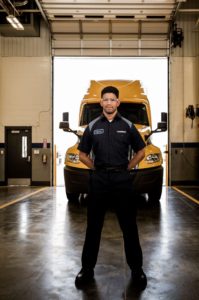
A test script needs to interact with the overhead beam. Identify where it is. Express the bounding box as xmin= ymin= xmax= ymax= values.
xmin=179 ymin=9 xmax=199 ymax=13
xmin=0 ymin=0 xmax=19 ymax=15
xmin=0 ymin=9 xmax=40 ymax=12
xmin=52 ymin=32 xmax=168 ymax=36
xmin=34 ymin=0 xmax=51 ymax=29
